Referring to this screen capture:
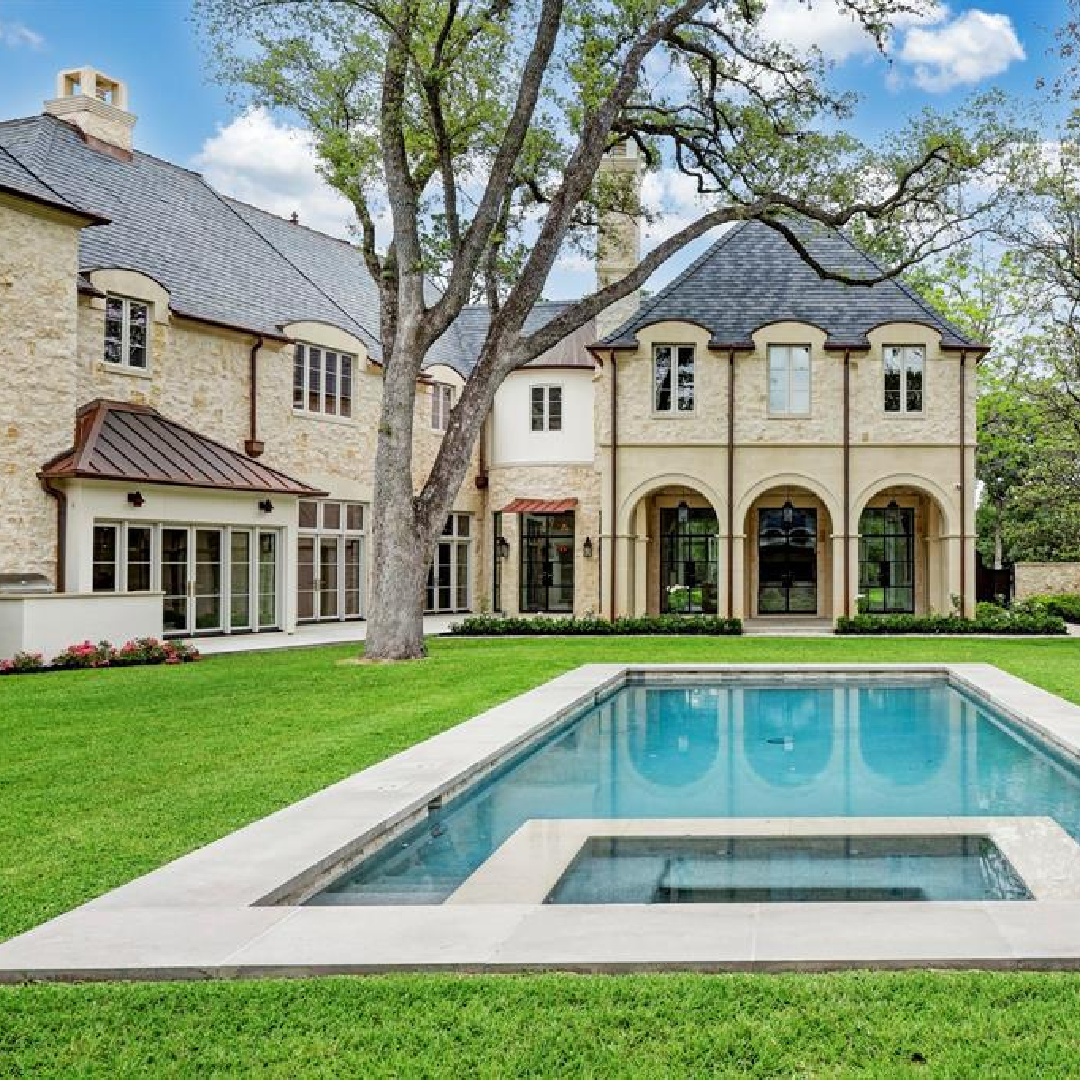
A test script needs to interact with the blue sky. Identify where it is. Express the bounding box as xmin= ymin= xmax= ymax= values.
xmin=0 ymin=0 xmax=1069 ymax=296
